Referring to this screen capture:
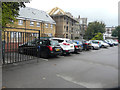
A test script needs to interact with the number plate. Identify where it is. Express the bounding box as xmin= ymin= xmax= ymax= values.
xmin=71 ymin=46 xmax=73 ymax=47
xmin=56 ymin=49 xmax=60 ymax=51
